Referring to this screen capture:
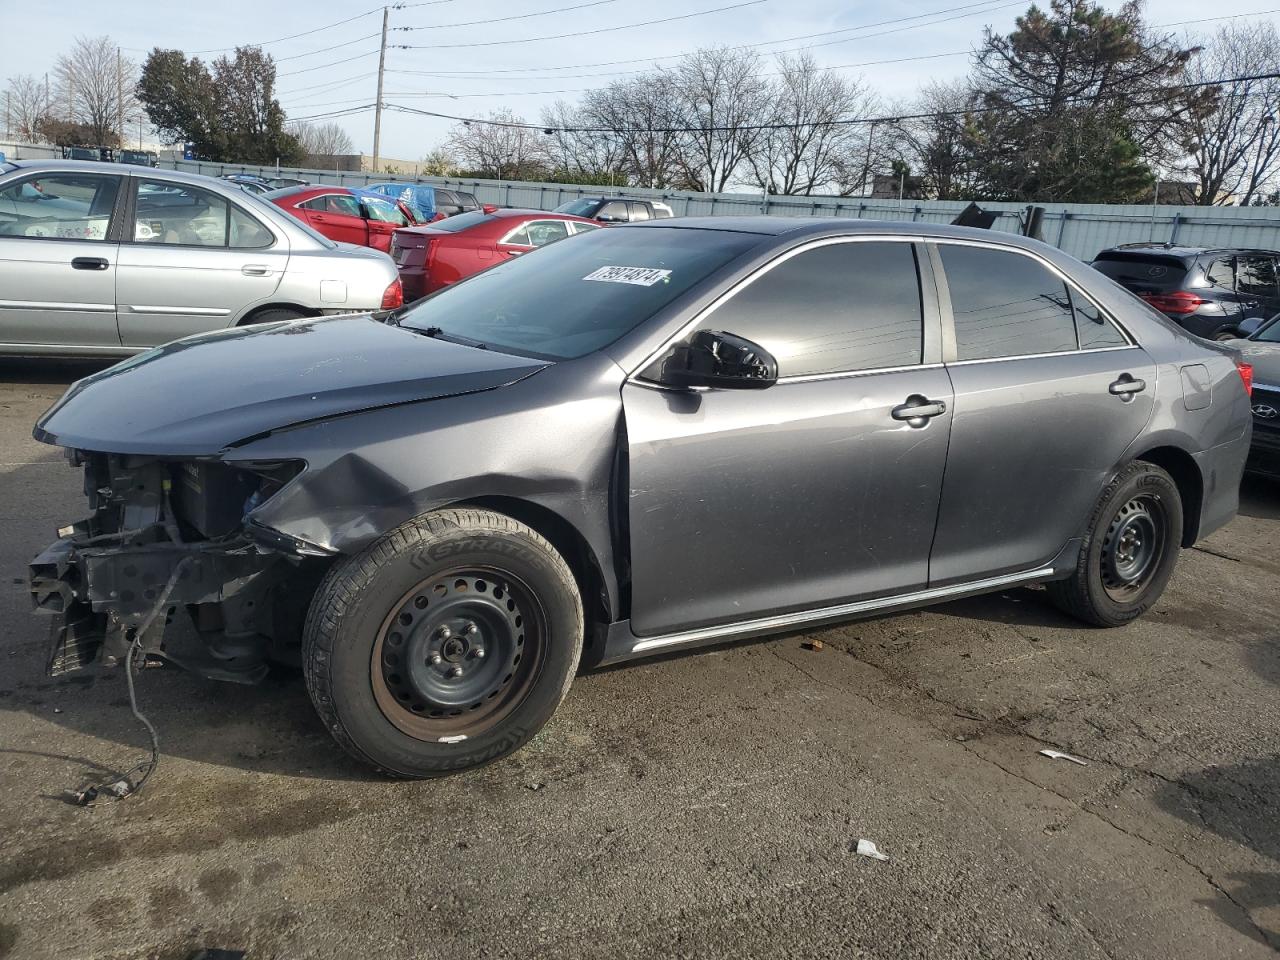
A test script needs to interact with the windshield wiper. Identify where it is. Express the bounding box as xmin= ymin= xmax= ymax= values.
xmin=412 ymin=326 xmax=488 ymax=350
